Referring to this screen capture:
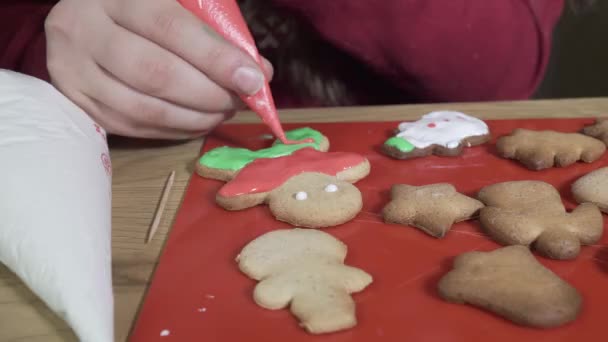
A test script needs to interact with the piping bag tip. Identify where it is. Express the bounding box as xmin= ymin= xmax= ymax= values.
xmin=244 ymin=84 xmax=305 ymax=145
xmin=177 ymin=0 xmax=297 ymax=144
